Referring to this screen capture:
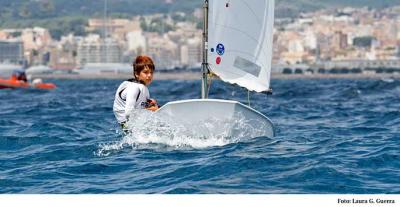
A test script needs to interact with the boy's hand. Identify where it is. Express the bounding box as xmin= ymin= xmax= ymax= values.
xmin=147 ymin=105 xmax=159 ymax=111
xmin=148 ymin=99 xmax=157 ymax=106
xmin=146 ymin=99 xmax=159 ymax=111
